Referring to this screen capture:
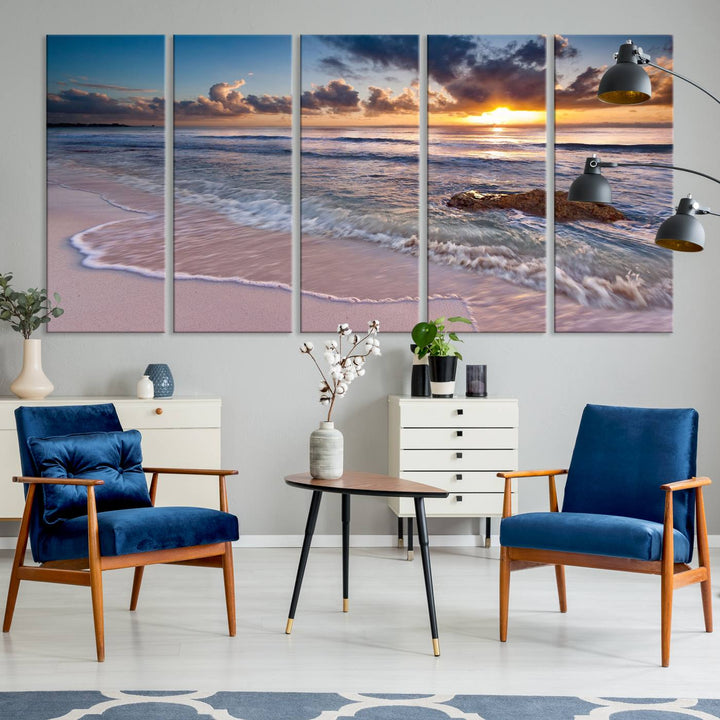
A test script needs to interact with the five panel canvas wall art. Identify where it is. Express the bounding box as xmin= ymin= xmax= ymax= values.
xmin=46 ymin=34 xmax=675 ymax=334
